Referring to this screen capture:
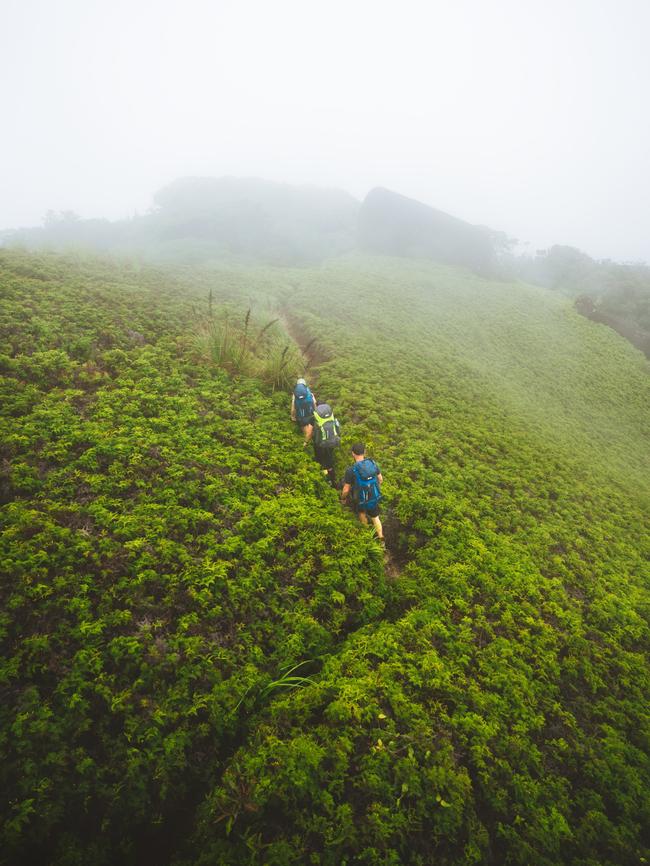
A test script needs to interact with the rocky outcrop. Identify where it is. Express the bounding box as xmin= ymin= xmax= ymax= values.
xmin=358 ymin=187 xmax=499 ymax=275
